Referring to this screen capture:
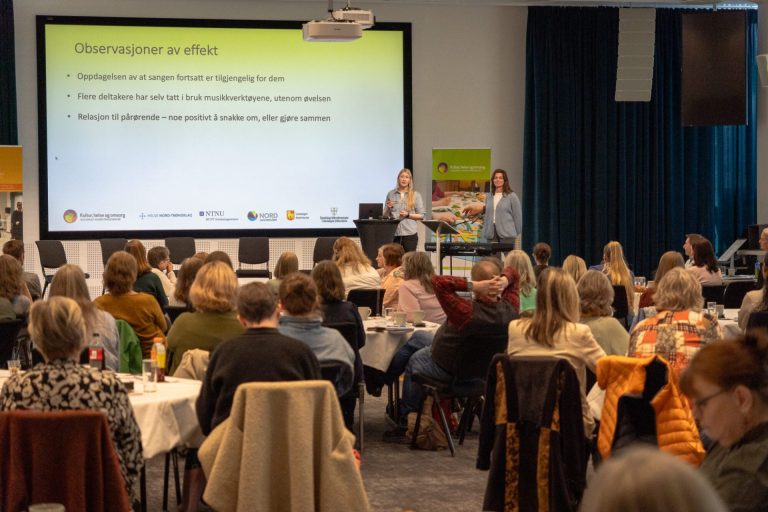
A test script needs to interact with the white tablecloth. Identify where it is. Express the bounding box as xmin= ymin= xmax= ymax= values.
xmin=721 ymin=308 xmax=742 ymax=339
xmin=359 ymin=319 xmax=440 ymax=372
xmin=130 ymin=376 xmax=204 ymax=459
